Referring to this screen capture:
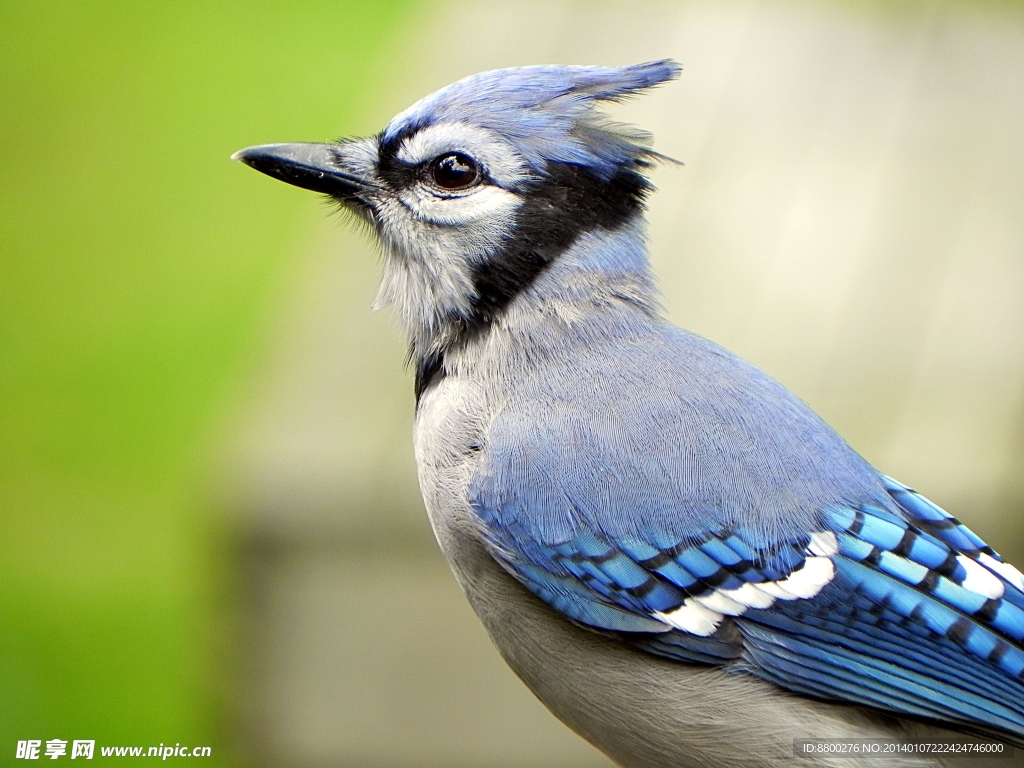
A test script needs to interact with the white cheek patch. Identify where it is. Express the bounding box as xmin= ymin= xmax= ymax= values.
xmin=396 ymin=121 xmax=532 ymax=188
xmin=373 ymin=187 xmax=524 ymax=357
xmin=652 ymin=533 xmax=838 ymax=637
xmin=399 ymin=183 xmax=522 ymax=227
xmin=371 ymin=122 xmax=532 ymax=352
